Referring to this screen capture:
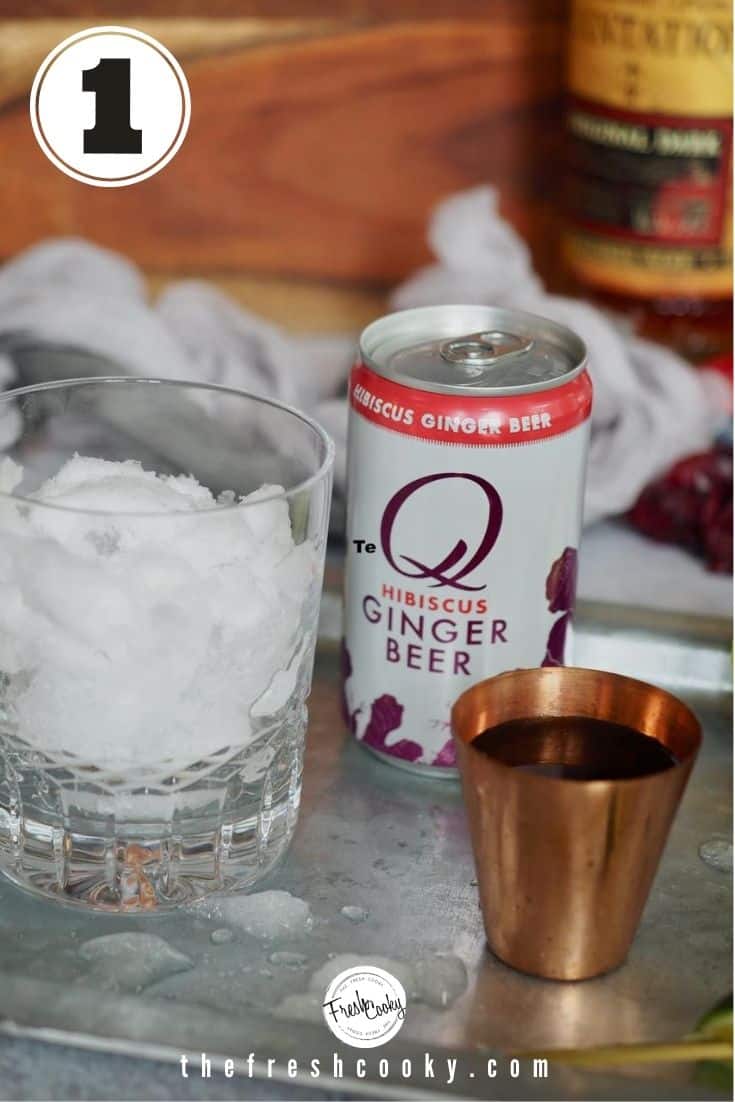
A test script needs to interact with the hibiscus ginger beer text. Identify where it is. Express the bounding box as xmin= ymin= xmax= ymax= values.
xmin=343 ymin=306 xmax=592 ymax=774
